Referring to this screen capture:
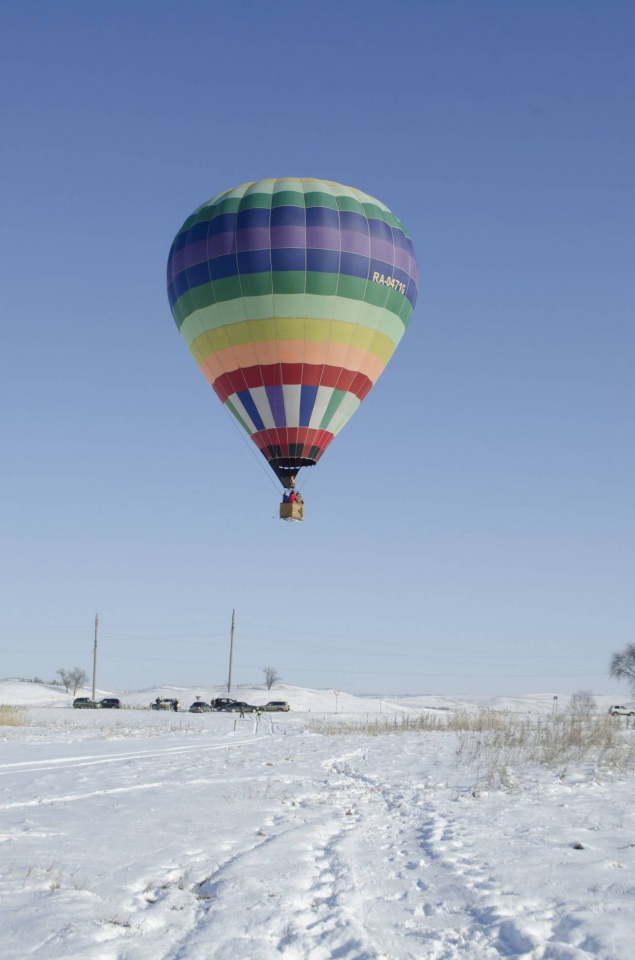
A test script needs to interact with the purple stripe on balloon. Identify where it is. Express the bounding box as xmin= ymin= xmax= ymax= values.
xmin=236 ymin=226 xmax=270 ymax=252
xmin=208 ymin=231 xmax=237 ymax=258
xmin=271 ymin=224 xmax=306 ymax=248
xmin=184 ymin=239 xmax=209 ymax=269
xmin=370 ymin=237 xmax=396 ymax=263
xmin=393 ymin=246 xmax=410 ymax=273
xmin=265 ymin=385 xmax=286 ymax=428
xmin=167 ymin=249 xmax=186 ymax=283
xmin=306 ymin=225 xmax=341 ymax=250
xmin=409 ymin=257 xmax=419 ymax=286
xmin=340 ymin=229 xmax=370 ymax=256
